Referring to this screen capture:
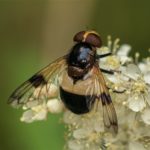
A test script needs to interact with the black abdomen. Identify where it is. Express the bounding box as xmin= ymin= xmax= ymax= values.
xmin=60 ymin=86 xmax=95 ymax=114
